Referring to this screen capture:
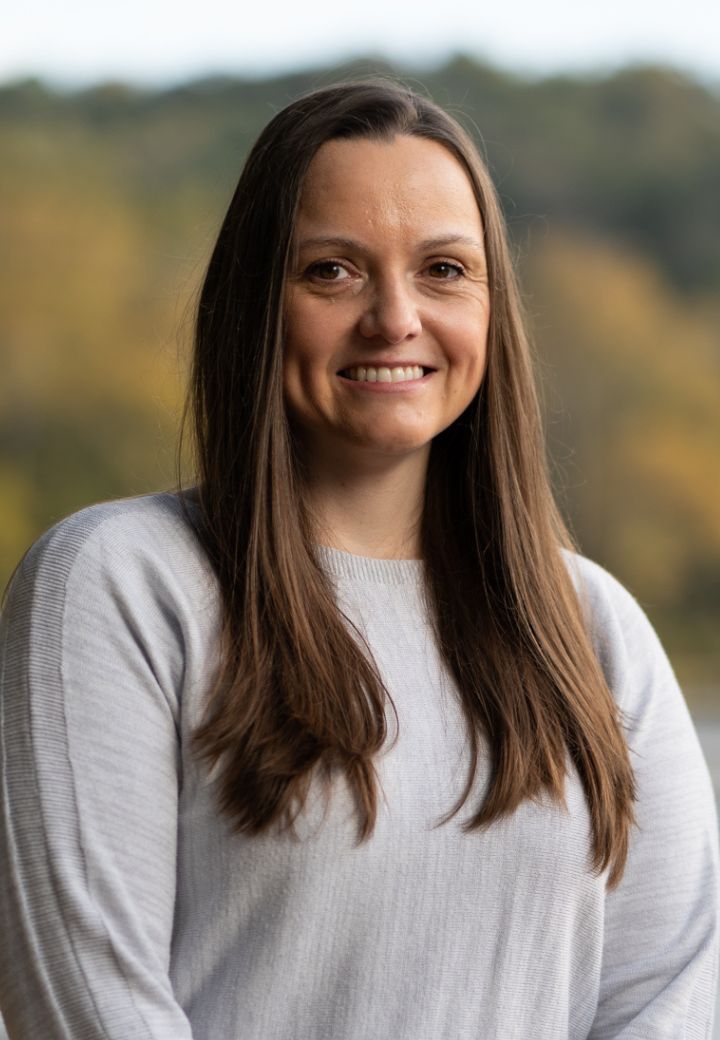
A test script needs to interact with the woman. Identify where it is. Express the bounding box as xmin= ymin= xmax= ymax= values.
xmin=0 ymin=80 xmax=717 ymax=1039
